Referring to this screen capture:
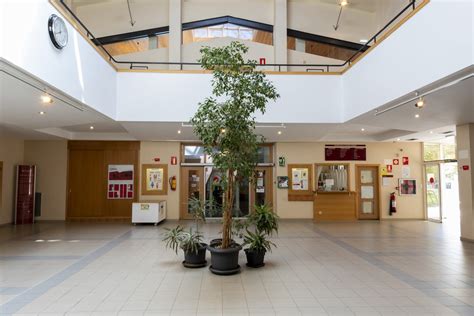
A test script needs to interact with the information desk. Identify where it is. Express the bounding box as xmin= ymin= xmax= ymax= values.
xmin=313 ymin=192 xmax=356 ymax=222
xmin=132 ymin=201 xmax=167 ymax=225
